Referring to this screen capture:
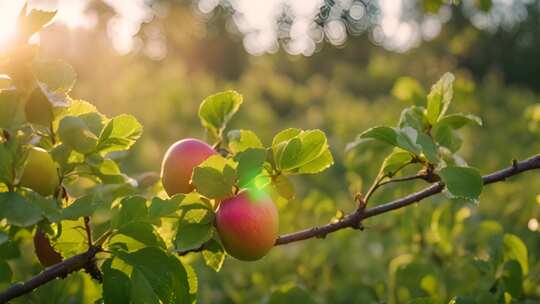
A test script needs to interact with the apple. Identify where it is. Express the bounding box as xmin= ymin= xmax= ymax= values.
xmin=19 ymin=147 xmax=59 ymax=196
xmin=160 ymin=138 xmax=216 ymax=196
xmin=33 ymin=229 xmax=63 ymax=267
xmin=216 ymin=191 xmax=279 ymax=261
